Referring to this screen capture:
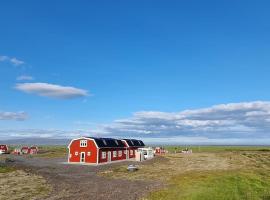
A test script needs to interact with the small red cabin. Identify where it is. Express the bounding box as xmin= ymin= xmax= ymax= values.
xmin=68 ymin=137 xmax=145 ymax=164
xmin=21 ymin=146 xmax=30 ymax=154
xmin=21 ymin=146 xmax=38 ymax=154
xmin=29 ymin=146 xmax=38 ymax=154
xmin=0 ymin=145 xmax=8 ymax=154
xmin=155 ymin=147 xmax=166 ymax=155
